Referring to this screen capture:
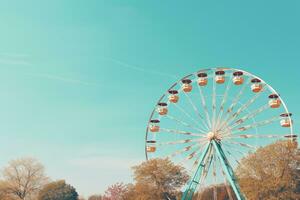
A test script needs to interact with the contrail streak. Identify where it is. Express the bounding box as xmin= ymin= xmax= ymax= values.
xmin=0 ymin=58 xmax=31 ymax=66
xmin=27 ymin=72 xmax=102 ymax=87
xmin=103 ymin=57 xmax=178 ymax=80
xmin=0 ymin=53 xmax=31 ymax=66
